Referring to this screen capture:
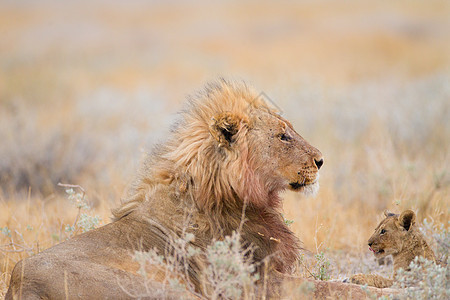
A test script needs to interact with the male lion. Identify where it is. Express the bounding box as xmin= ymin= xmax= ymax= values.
xmin=7 ymin=80 xmax=392 ymax=299
xmin=348 ymin=209 xmax=437 ymax=288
